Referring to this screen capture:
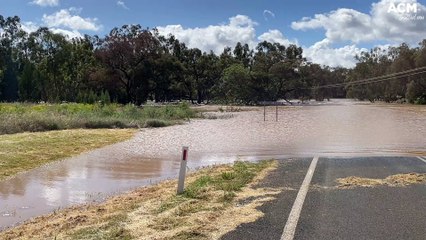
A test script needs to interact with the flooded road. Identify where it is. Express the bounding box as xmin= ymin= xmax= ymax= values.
xmin=1 ymin=100 xmax=425 ymax=229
